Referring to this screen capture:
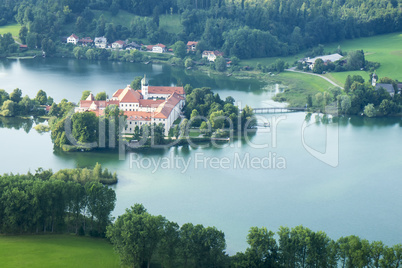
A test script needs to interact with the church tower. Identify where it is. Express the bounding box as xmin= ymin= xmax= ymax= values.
xmin=372 ymin=72 xmax=377 ymax=87
xmin=141 ymin=74 xmax=149 ymax=99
